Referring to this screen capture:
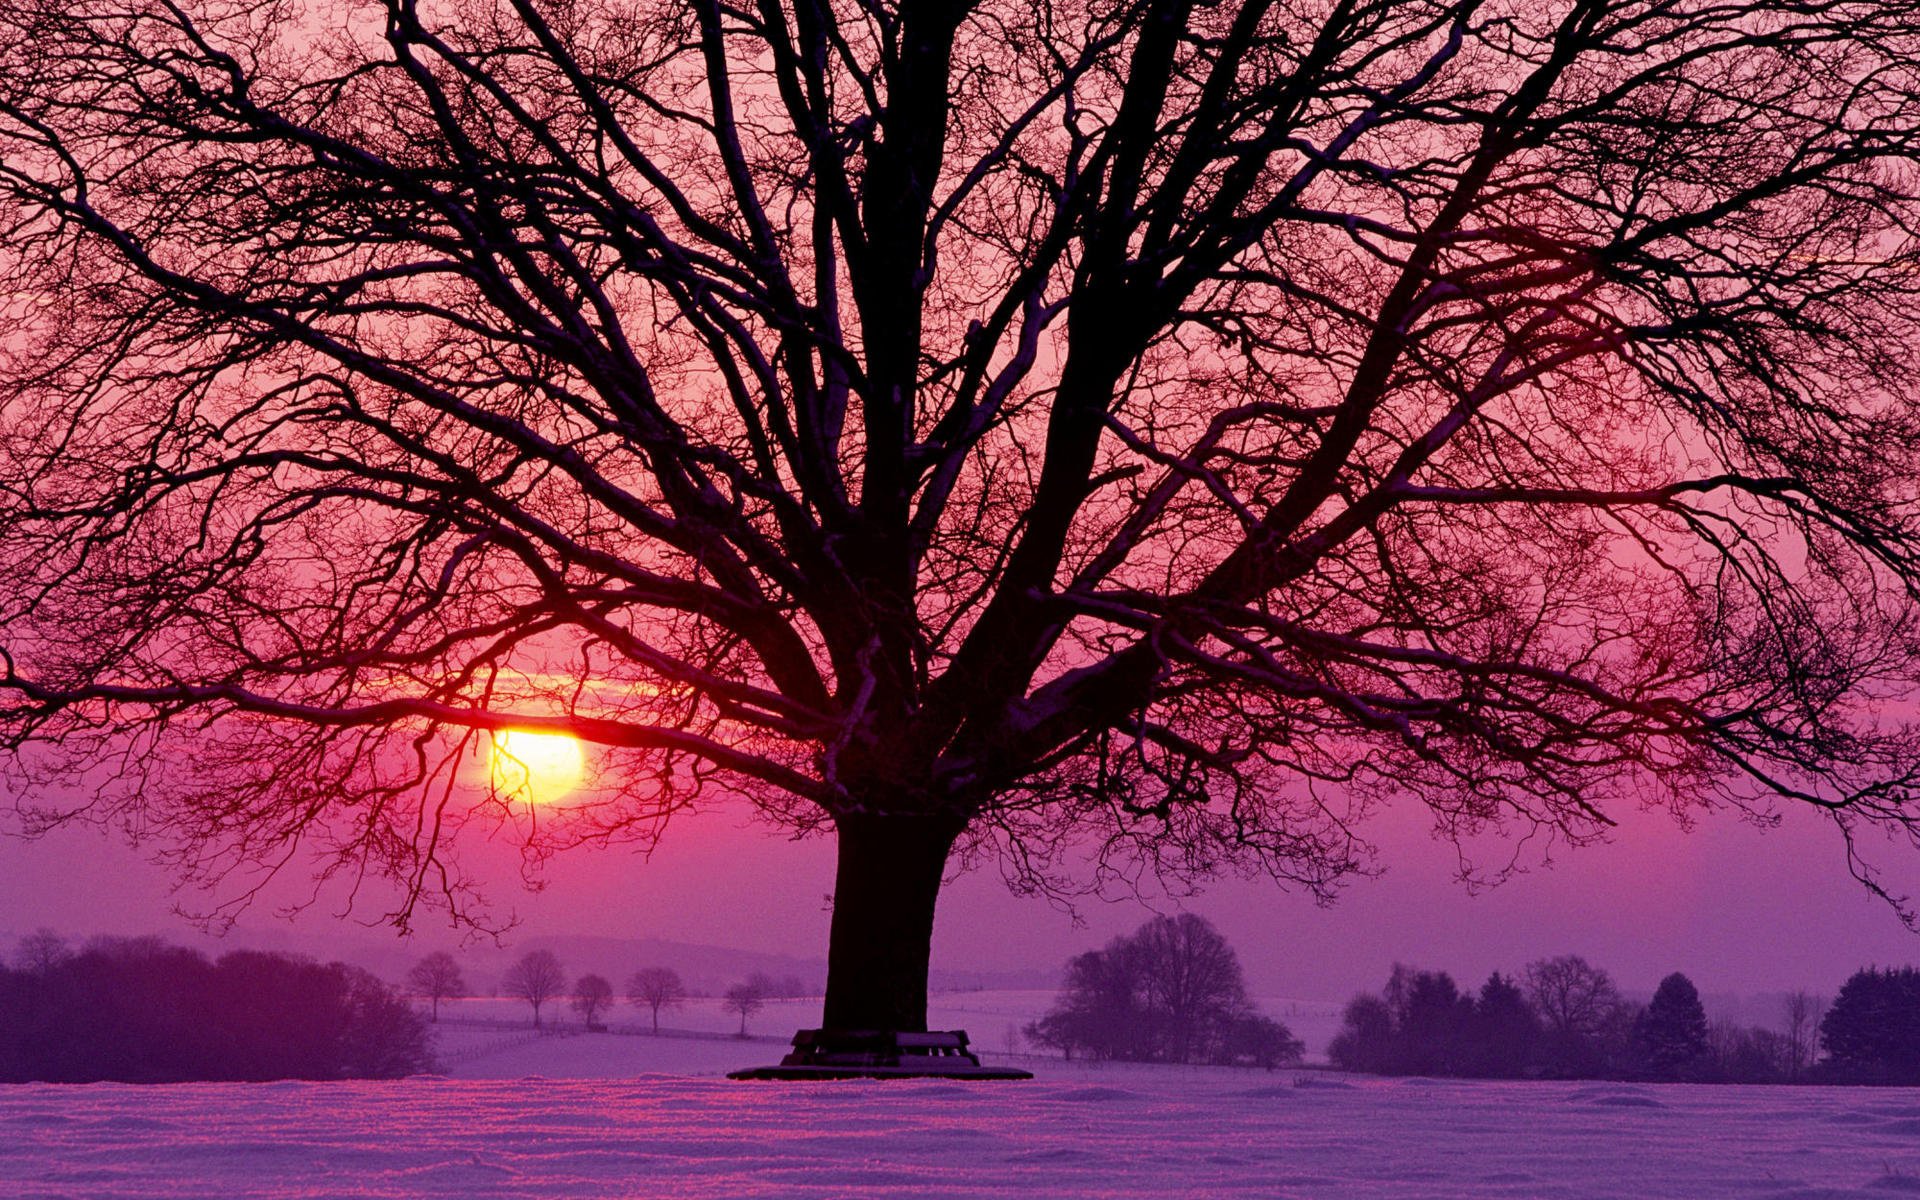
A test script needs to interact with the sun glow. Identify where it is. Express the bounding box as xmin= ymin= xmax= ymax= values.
xmin=489 ymin=730 xmax=585 ymax=806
